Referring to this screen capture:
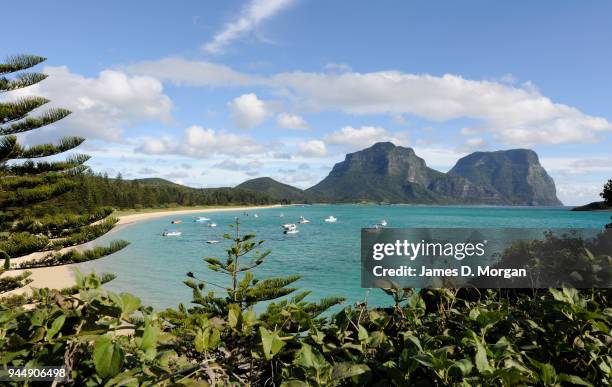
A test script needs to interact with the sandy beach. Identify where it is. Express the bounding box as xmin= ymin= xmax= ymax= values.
xmin=2 ymin=204 xmax=282 ymax=297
